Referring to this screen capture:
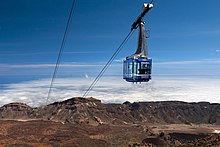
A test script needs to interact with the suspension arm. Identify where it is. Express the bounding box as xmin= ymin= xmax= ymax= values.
xmin=131 ymin=3 xmax=153 ymax=31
